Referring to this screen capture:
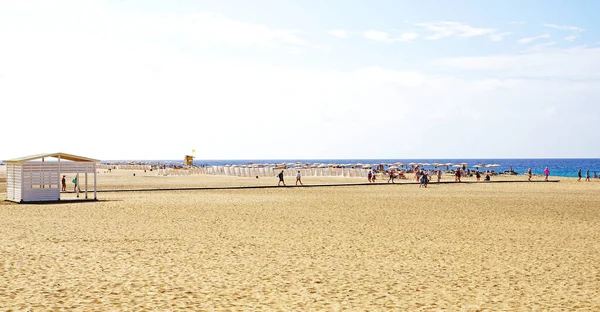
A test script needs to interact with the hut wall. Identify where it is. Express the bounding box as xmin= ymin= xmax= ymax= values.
xmin=6 ymin=163 xmax=22 ymax=202
xmin=21 ymin=163 xmax=60 ymax=202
